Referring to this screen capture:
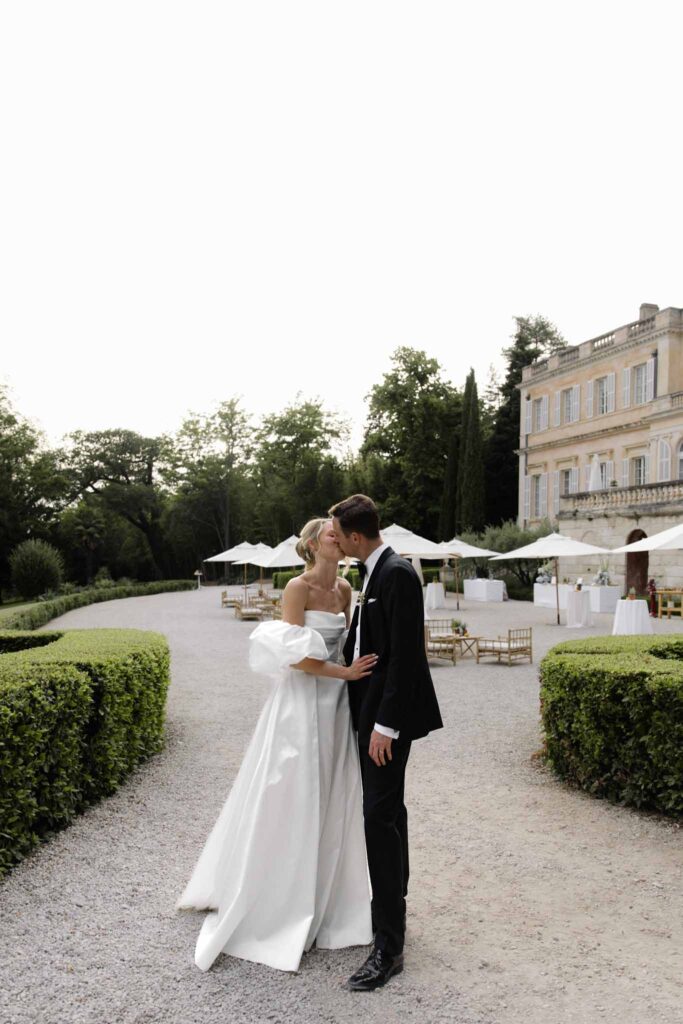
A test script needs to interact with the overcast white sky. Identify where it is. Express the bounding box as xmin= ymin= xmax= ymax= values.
xmin=1 ymin=1 xmax=681 ymax=451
